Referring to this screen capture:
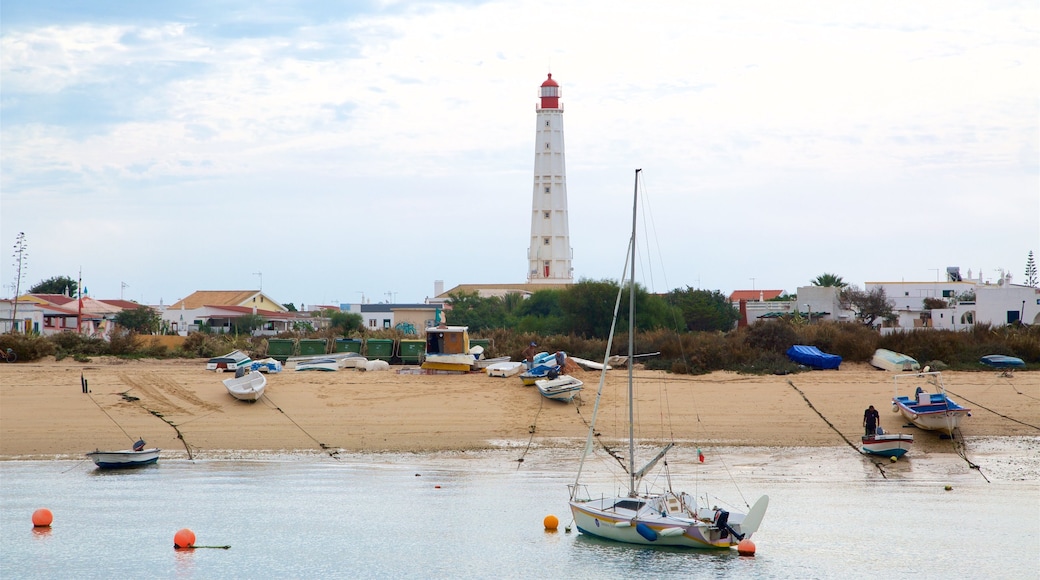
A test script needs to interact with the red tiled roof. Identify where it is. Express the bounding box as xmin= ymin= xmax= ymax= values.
xmin=728 ymin=289 xmax=785 ymax=302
